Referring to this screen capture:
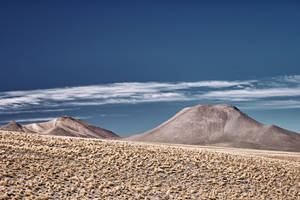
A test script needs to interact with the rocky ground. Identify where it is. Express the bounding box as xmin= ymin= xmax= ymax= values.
xmin=0 ymin=131 xmax=299 ymax=199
